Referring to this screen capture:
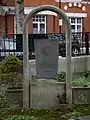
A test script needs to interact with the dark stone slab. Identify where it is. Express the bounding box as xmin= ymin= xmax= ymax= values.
xmin=34 ymin=39 xmax=59 ymax=79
